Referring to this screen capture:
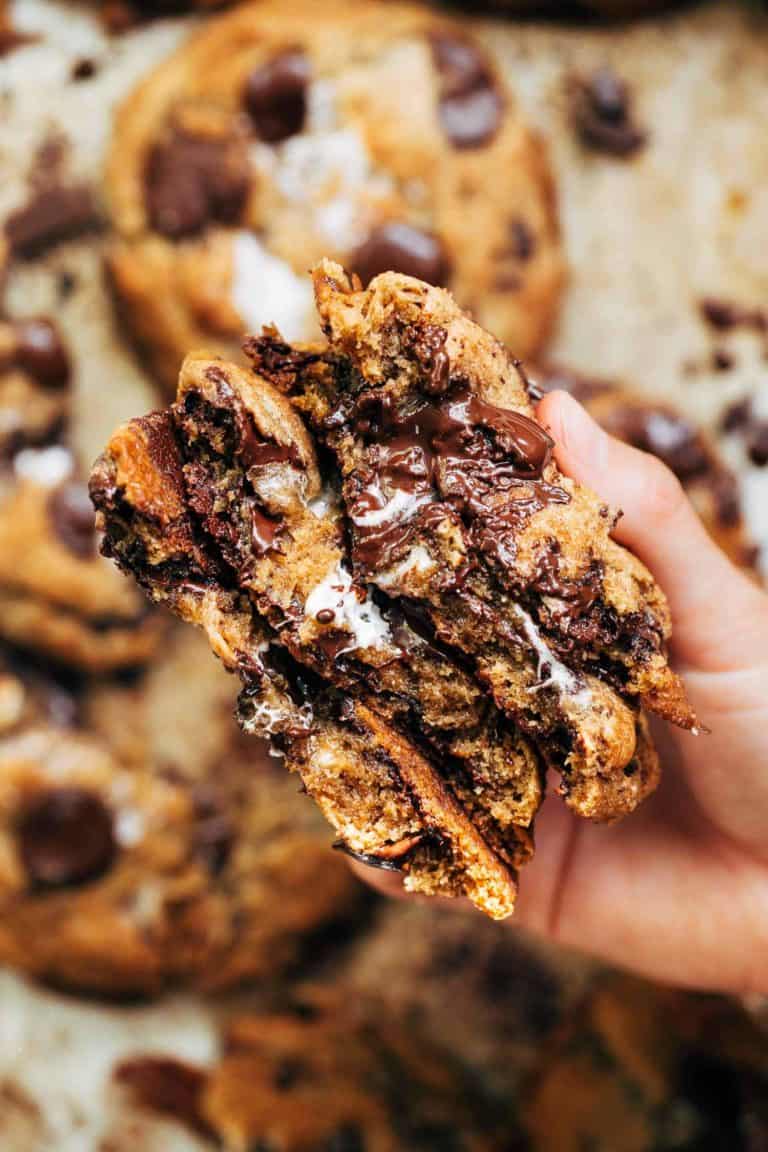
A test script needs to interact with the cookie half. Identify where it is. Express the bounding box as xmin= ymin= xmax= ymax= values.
xmin=106 ymin=0 xmax=564 ymax=392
